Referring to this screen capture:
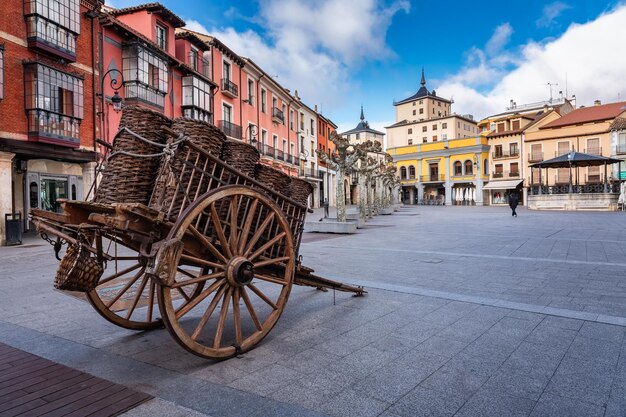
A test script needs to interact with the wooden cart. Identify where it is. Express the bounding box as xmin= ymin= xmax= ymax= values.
xmin=31 ymin=131 xmax=364 ymax=360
